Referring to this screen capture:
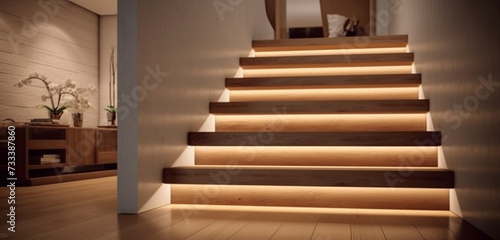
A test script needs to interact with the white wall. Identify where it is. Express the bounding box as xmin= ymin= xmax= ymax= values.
xmin=98 ymin=15 xmax=117 ymax=125
xmin=287 ymin=0 xmax=322 ymax=28
xmin=0 ymin=0 xmax=99 ymax=127
xmin=375 ymin=0 xmax=390 ymax=35
xmin=390 ymin=0 xmax=500 ymax=239
xmin=118 ymin=0 xmax=273 ymax=213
